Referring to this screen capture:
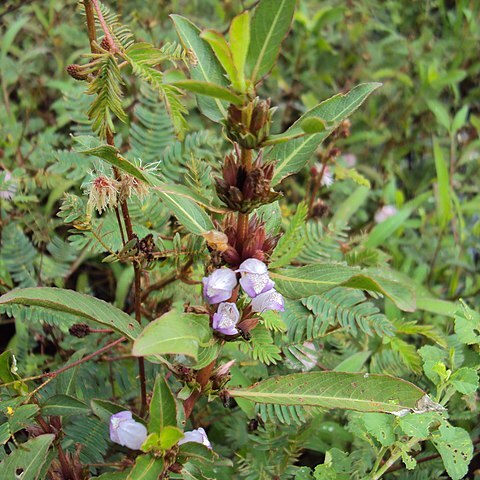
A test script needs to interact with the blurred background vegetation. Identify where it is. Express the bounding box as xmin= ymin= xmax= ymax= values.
xmin=0 ymin=0 xmax=479 ymax=476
